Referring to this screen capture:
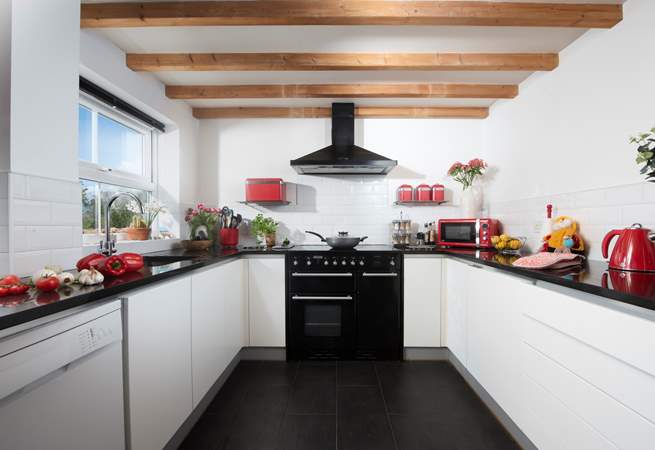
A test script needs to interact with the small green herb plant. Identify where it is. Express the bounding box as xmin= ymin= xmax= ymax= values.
xmin=250 ymin=214 xmax=277 ymax=237
xmin=631 ymin=127 xmax=655 ymax=182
